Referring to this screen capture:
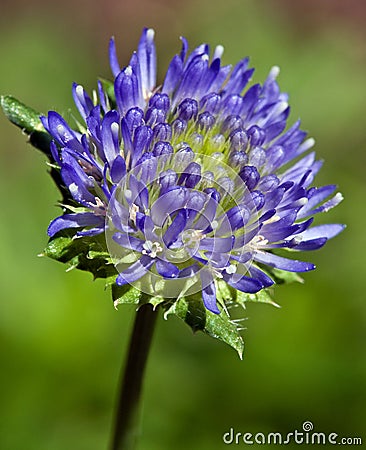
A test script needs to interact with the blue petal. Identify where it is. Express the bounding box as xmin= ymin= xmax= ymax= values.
xmin=48 ymin=213 xmax=103 ymax=237
xmin=137 ymin=28 xmax=157 ymax=94
xmin=156 ymin=260 xmax=179 ymax=278
xmin=132 ymin=125 xmax=153 ymax=165
xmin=201 ymin=271 xmax=220 ymax=314
xmin=248 ymin=266 xmax=274 ymax=288
xmin=61 ymin=163 xmax=95 ymax=204
xmin=298 ymin=224 xmax=345 ymax=240
xmin=110 ymin=155 xmax=126 ymax=183
xmin=101 ymin=110 xmax=120 ymax=166
xmin=162 ymin=54 xmax=183 ymax=96
xmin=291 ymin=237 xmax=328 ymax=251
xmin=163 ymin=209 xmax=188 ymax=248
xmin=115 ymin=65 xmax=143 ymax=114
xmin=43 ymin=112 xmax=83 ymax=152
xmin=113 ymin=232 xmax=144 ymax=252
xmin=116 ymin=256 xmax=154 ymax=285
xmin=158 ymin=169 xmax=178 ymax=195
xmin=109 ymin=37 xmax=121 ymax=77
xmin=151 ymin=187 xmax=188 ymax=226
xmin=224 ymin=272 xmax=263 ymax=293
xmin=178 ymin=161 xmax=201 ymax=188
xmin=72 ymin=83 xmax=94 ymax=121
xmin=199 ymin=236 xmax=234 ymax=253
xmin=254 ymin=251 xmax=315 ymax=272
